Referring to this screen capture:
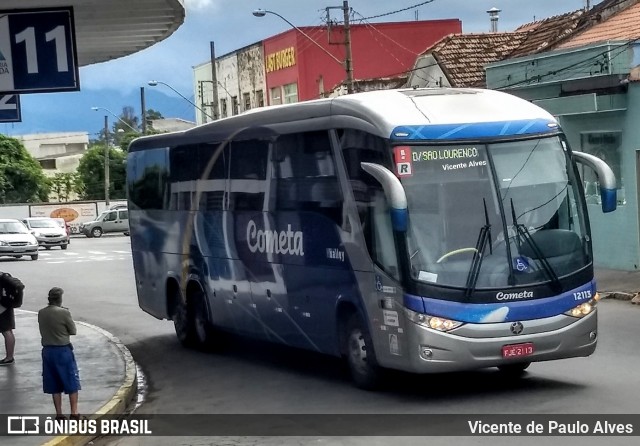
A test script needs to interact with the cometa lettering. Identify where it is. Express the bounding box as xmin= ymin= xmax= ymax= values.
xmin=496 ymin=290 xmax=533 ymax=301
xmin=247 ymin=220 xmax=304 ymax=256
